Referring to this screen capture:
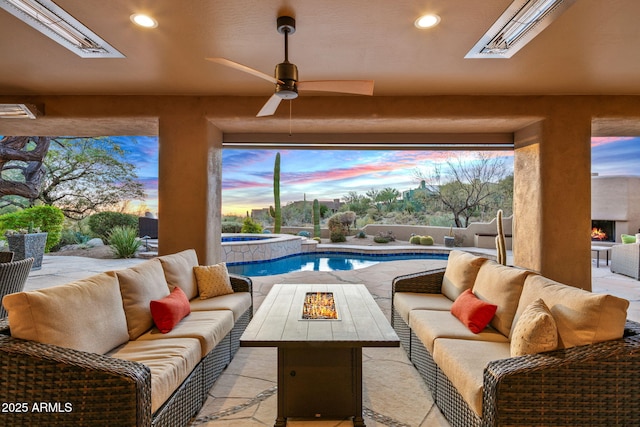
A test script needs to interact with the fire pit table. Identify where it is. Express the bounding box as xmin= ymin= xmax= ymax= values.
xmin=240 ymin=284 xmax=399 ymax=426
